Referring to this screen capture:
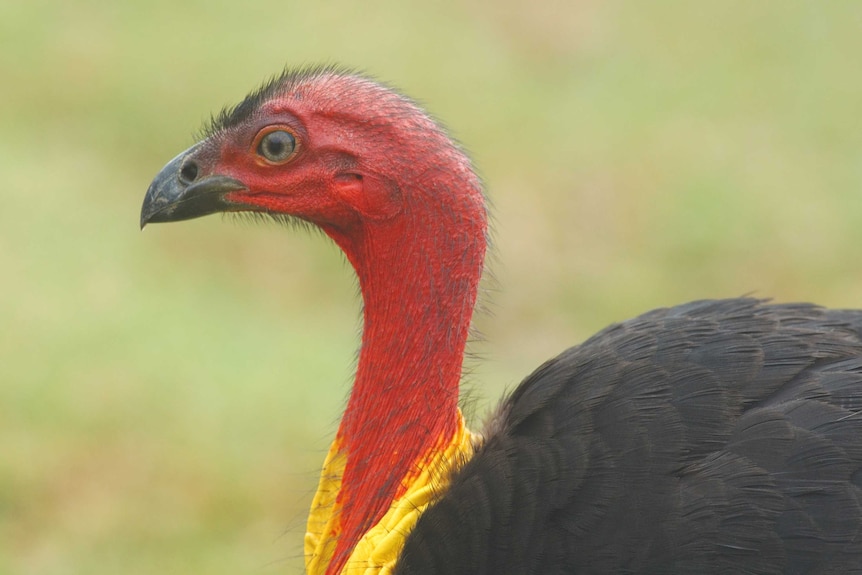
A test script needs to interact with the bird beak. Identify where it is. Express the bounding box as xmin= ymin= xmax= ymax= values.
xmin=140 ymin=143 xmax=247 ymax=229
